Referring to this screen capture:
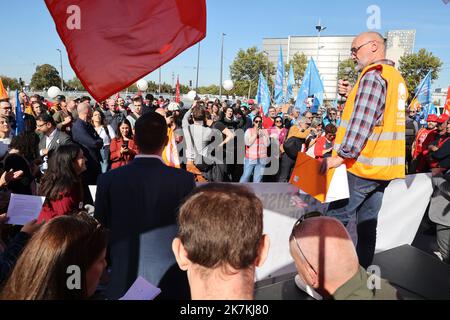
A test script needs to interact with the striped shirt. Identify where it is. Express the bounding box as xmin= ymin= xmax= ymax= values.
xmin=338 ymin=59 xmax=394 ymax=159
